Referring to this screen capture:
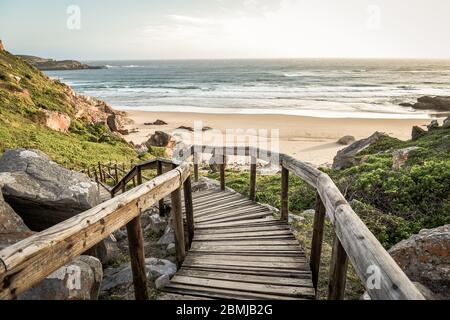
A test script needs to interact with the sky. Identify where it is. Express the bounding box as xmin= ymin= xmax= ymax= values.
xmin=1 ymin=0 xmax=450 ymax=60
